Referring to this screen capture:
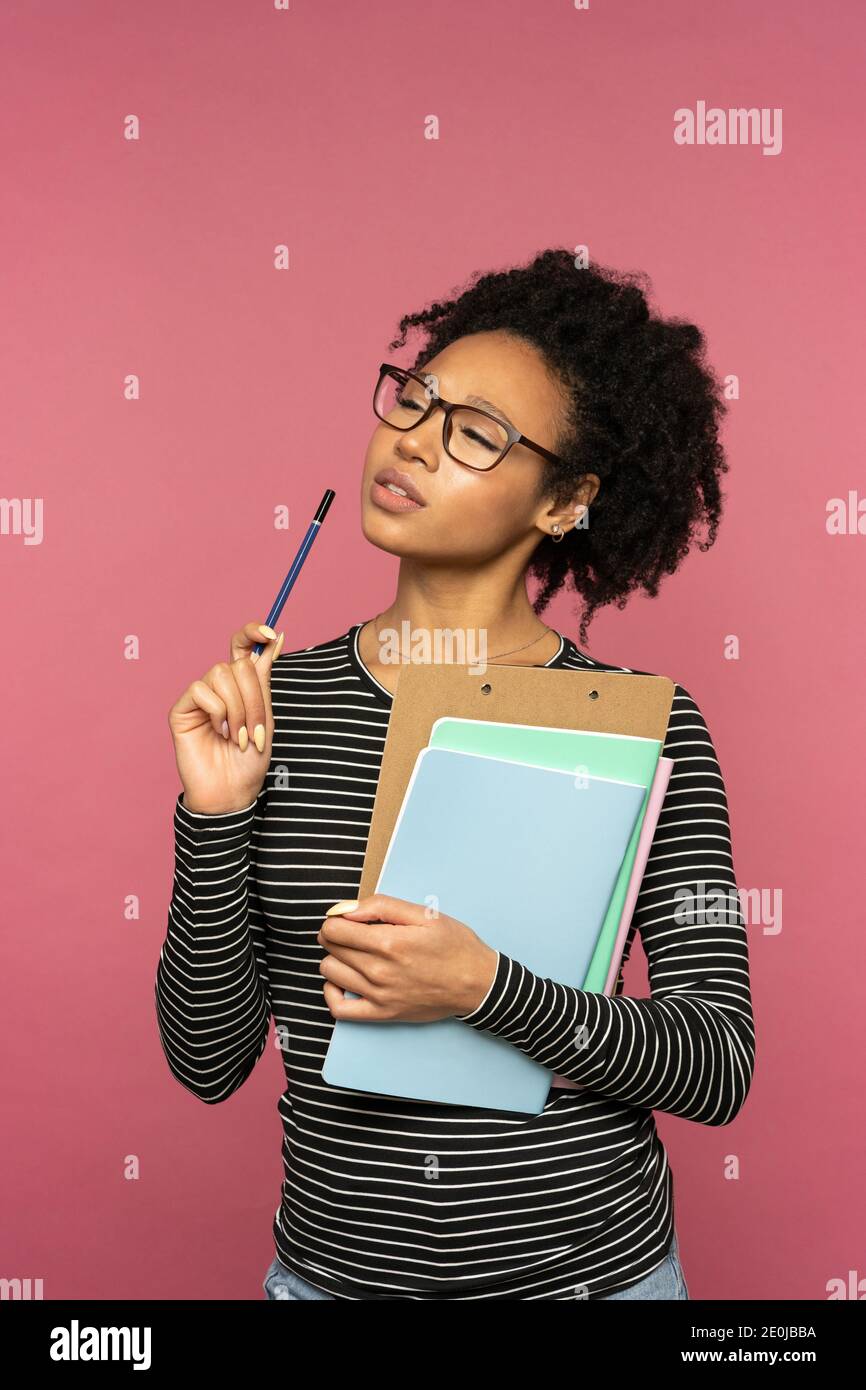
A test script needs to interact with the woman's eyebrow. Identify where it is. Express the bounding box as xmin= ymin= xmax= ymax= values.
xmin=463 ymin=394 xmax=514 ymax=428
